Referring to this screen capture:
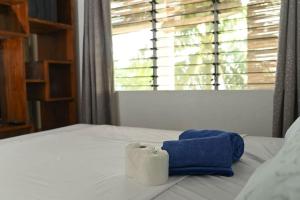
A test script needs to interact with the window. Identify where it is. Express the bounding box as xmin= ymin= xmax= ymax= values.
xmin=111 ymin=0 xmax=280 ymax=91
